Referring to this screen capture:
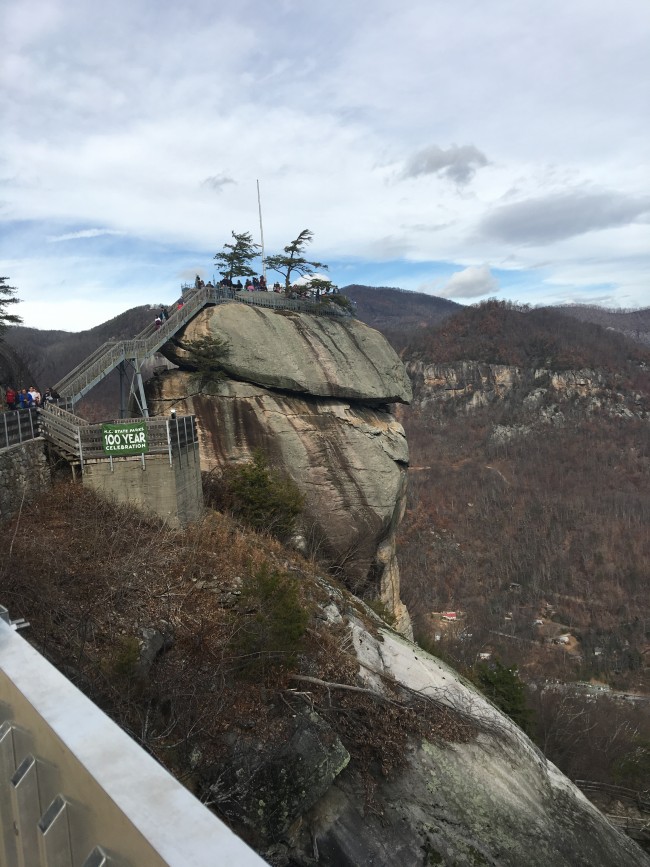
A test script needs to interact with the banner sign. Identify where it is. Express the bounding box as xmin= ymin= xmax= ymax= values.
xmin=101 ymin=421 xmax=149 ymax=455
